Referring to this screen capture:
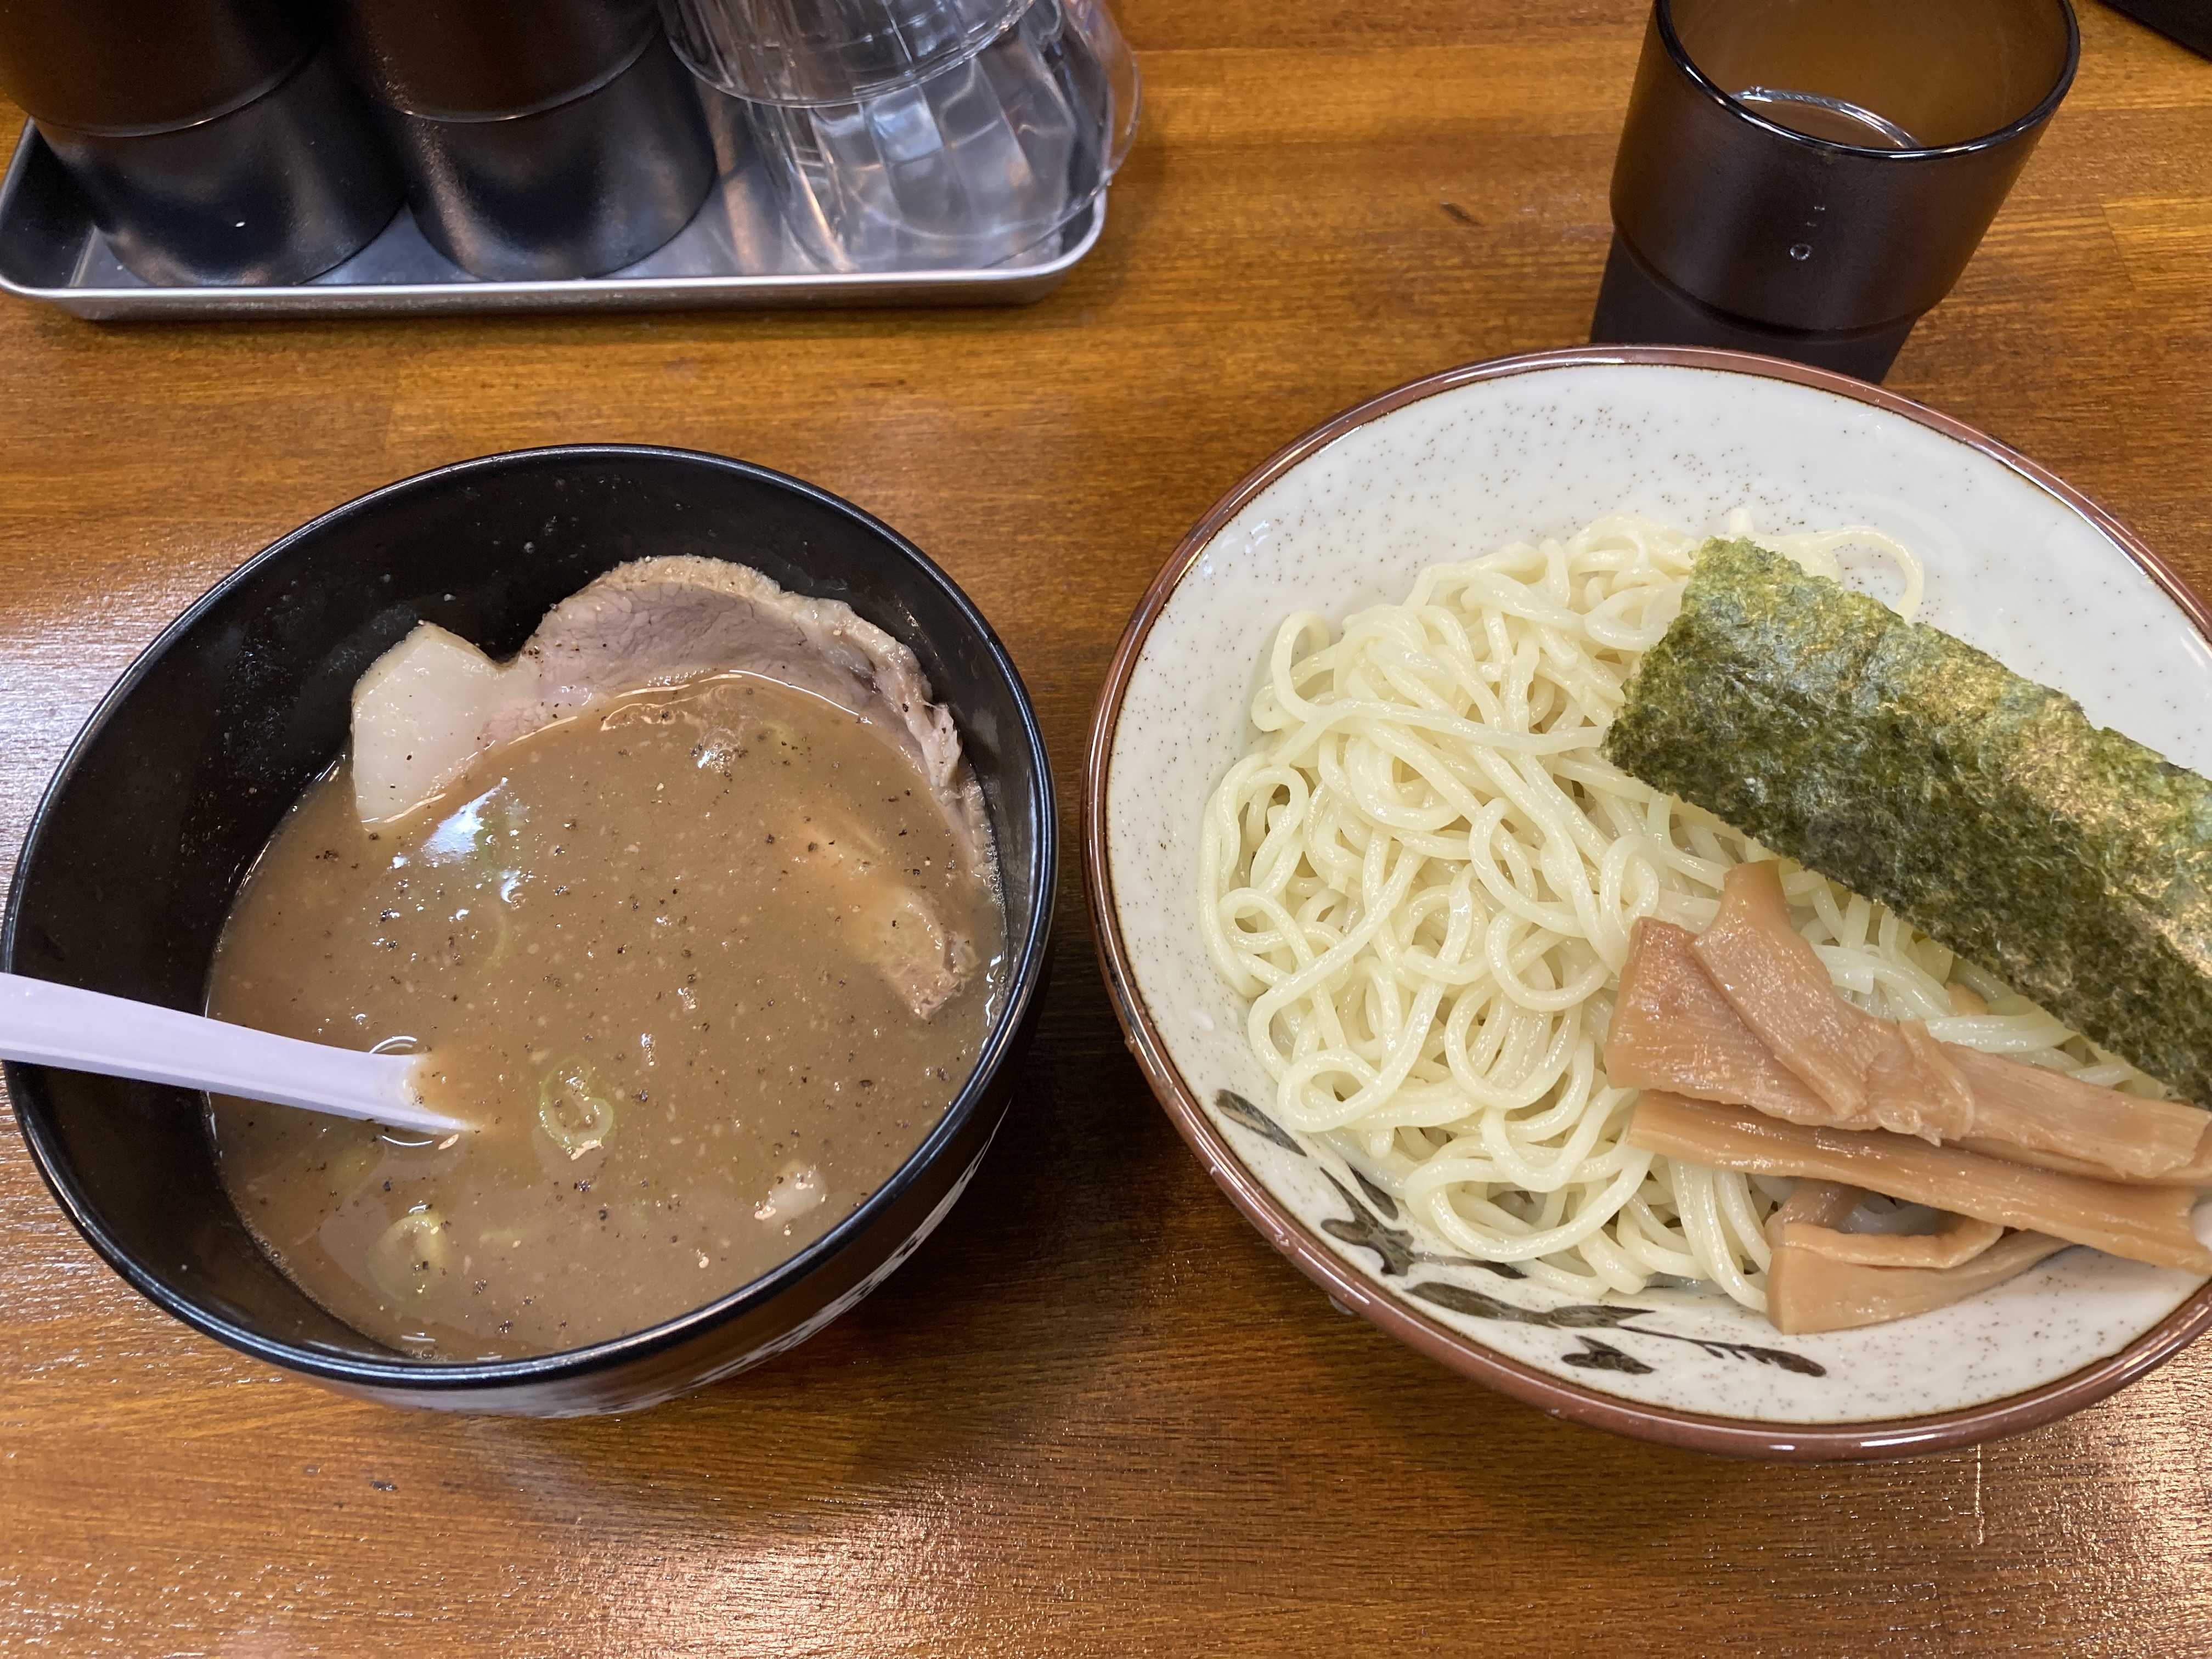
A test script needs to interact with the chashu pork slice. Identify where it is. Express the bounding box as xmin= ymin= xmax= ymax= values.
xmin=351 ymin=556 xmax=994 ymax=881
xmin=781 ymin=814 xmax=982 ymax=1022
